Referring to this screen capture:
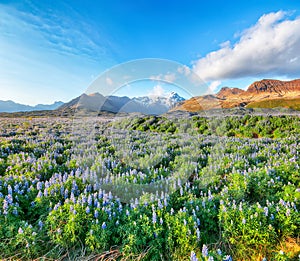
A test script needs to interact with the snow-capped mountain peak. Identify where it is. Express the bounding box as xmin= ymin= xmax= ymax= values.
xmin=132 ymin=92 xmax=185 ymax=109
